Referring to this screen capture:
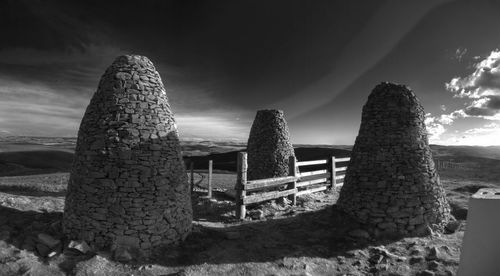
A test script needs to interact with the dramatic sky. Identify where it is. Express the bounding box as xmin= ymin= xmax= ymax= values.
xmin=1 ymin=0 xmax=500 ymax=145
